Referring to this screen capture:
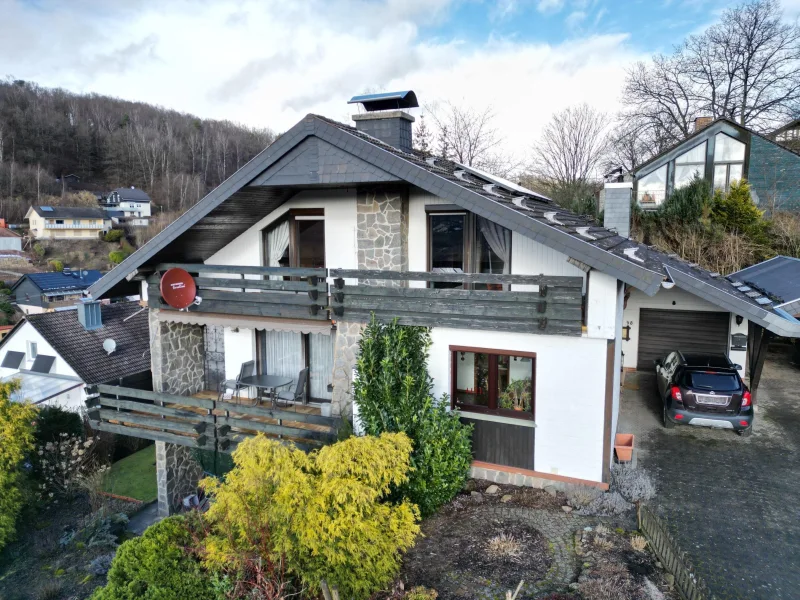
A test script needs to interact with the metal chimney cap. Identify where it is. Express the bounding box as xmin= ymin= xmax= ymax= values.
xmin=347 ymin=90 xmax=419 ymax=111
